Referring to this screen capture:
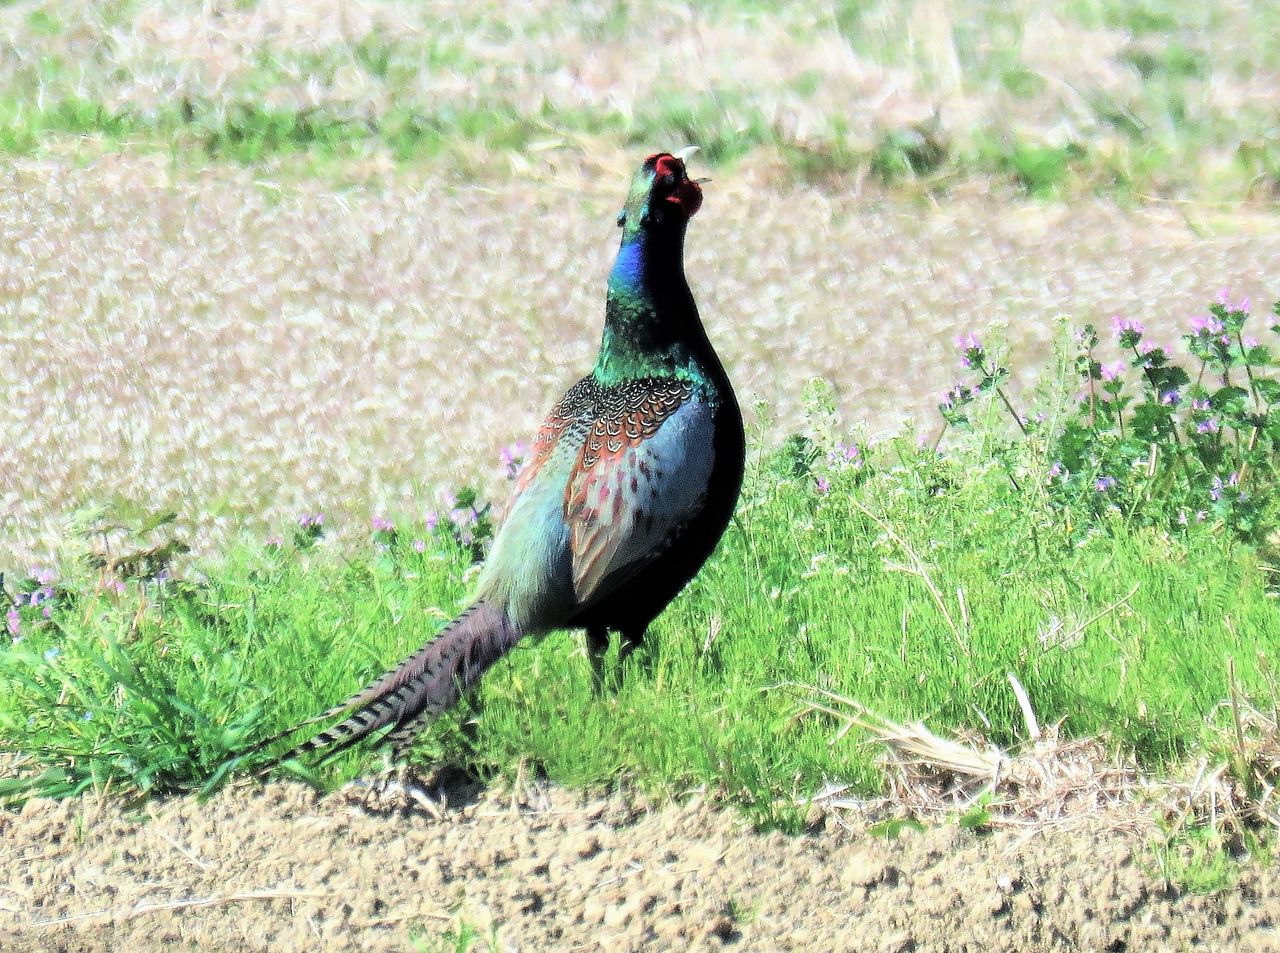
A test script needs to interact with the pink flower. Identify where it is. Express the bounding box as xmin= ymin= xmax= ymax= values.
xmin=1215 ymin=290 xmax=1251 ymax=313
xmin=1112 ymin=316 xmax=1144 ymax=337
xmin=498 ymin=442 xmax=528 ymax=479
xmin=1190 ymin=314 xmax=1225 ymax=336
xmin=5 ymin=607 xmax=19 ymax=637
